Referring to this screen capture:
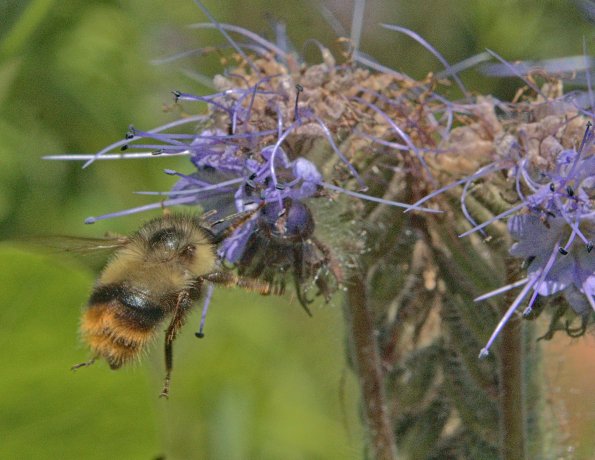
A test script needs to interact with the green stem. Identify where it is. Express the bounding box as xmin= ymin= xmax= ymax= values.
xmin=498 ymin=288 xmax=527 ymax=459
